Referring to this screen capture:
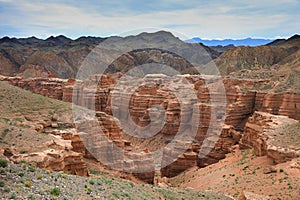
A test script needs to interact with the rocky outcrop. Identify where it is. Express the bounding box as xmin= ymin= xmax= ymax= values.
xmin=0 ymin=76 xmax=68 ymax=100
xmin=239 ymin=191 xmax=271 ymax=200
xmin=1 ymin=74 xmax=300 ymax=178
xmin=9 ymin=149 xmax=88 ymax=176
xmin=49 ymin=129 xmax=87 ymax=156
xmin=160 ymin=125 xmax=240 ymax=178
xmin=240 ymin=111 xmax=300 ymax=163
xmin=161 ymin=141 xmax=199 ymax=177
xmin=5 ymin=133 xmax=89 ymax=177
